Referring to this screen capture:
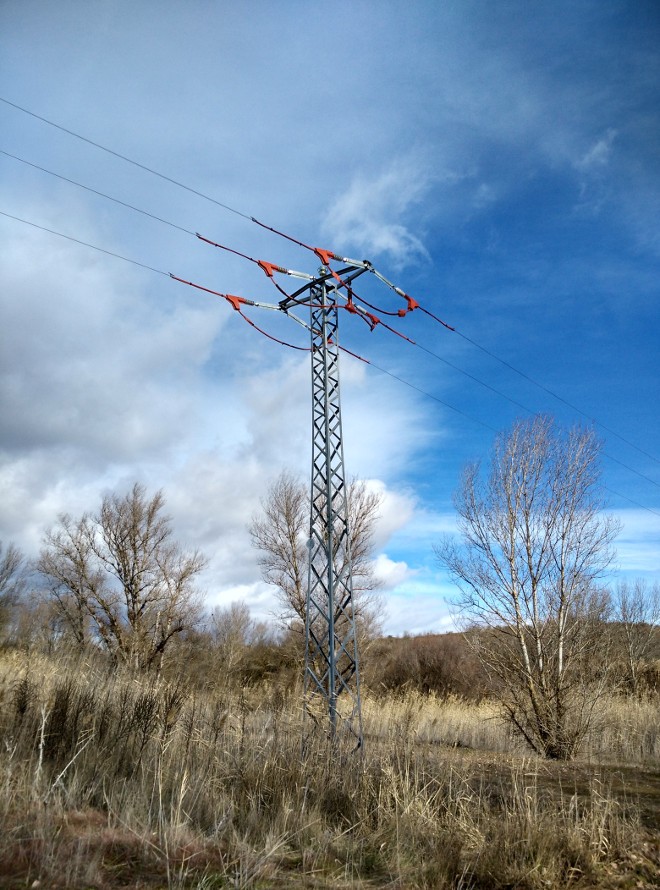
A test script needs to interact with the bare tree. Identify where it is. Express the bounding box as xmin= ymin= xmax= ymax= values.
xmin=209 ymin=600 xmax=274 ymax=685
xmin=211 ymin=601 xmax=258 ymax=649
xmin=436 ymin=415 xmax=620 ymax=760
xmin=249 ymin=471 xmax=308 ymax=623
xmin=38 ymin=515 xmax=102 ymax=650
xmin=0 ymin=540 xmax=26 ymax=634
xmin=38 ymin=484 xmax=206 ymax=671
xmin=612 ymin=578 xmax=660 ymax=694
xmin=249 ymin=470 xmax=382 ymax=634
